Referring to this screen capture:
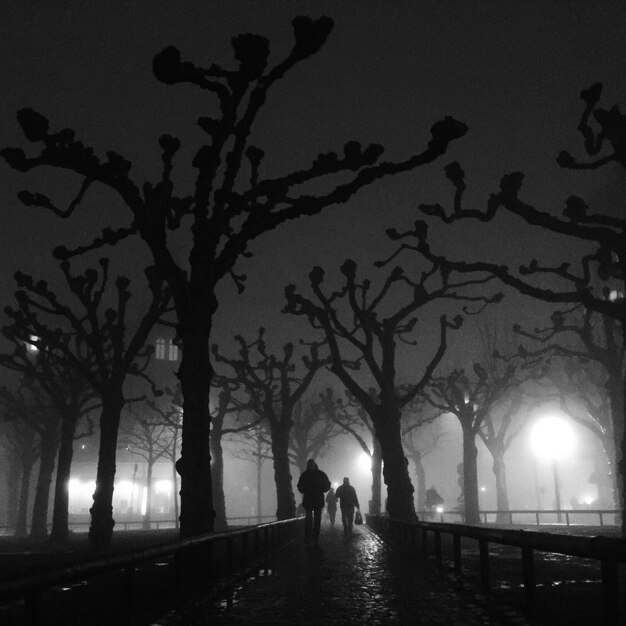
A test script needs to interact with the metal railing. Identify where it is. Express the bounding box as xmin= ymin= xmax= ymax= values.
xmin=0 ymin=517 xmax=301 ymax=625
xmin=417 ymin=508 xmax=620 ymax=527
xmin=0 ymin=515 xmax=278 ymax=536
xmin=373 ymin=515 xmax=626 ymax=625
